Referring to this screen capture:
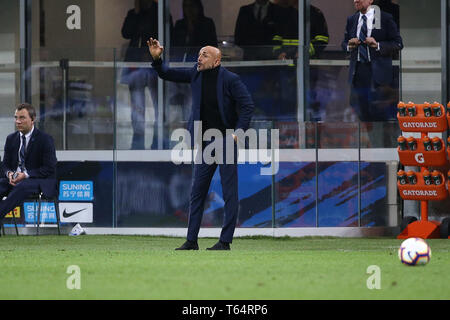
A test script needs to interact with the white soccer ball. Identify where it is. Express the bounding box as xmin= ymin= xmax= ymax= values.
xmin=398 ymin=238 xmax=431 ymax=266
